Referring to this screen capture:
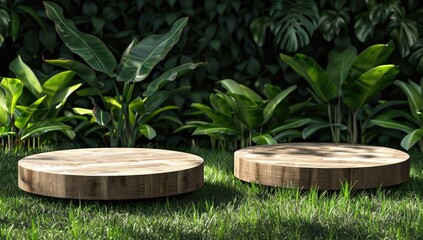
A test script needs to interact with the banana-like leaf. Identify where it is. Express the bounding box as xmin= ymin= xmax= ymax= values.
xmin=326 ymin=46 xmax=357 ymax=95
xmin=221 ymin=79 xmax=263 ymax=102
xmin=44 ymin=1 xmax=116 ymax=76
xmin=73 ymin=107 xmax=93 ymax=116
xmin=343 ymin=65 xmax=399 ymax=110
xmin=120 ymin=38 xmax=139 ymax=65
xmin=144 ymin=62 xmax=205 ymax=97
xmin=45 ymin=59 xmax=103 ymax=89
xmin=103 ymin=96 xmax=122 ymax=111
xmin=348 ymin=41 xmax=395 ymax=82
xmin=394 ymin=80 xmax=423 ymax=121
xmin=50 ymin=83 xmax=82 ymax=109
xmin=19 ymin=121 xmax=73 ymax=140
xmin=230 ymin=93 xmax=264 ymax=129
xmin=9 ymin=55 xmax=43 ymax=98
xmin=139 ymin=124 xmax=156 ymax=140
xmin=91 ymin=99 xmax=112 ymax=126
xmin=401 ymin=128 xmax=423 ymax=150
xmin=263 ymin=85 xmax=297 ymax=124
xmin=14 ymin=96 xmax=46 ymax=129
xmin=144 ymin=91 xmax=168 ymax=114
xmin=0 ymin=126 xmax=15 ymax=138
xmin=269 ymin=118 xmax=311 ymax=134
xmin=0 ymin=78 xmax=23 ymax=114
xmin=142 ymin=105 xmax=179 ymax=124
xmin=370 ymin=118 xmax=413 ymax=133
xmin=209 ymin=93 xmax=232 ymax=117
xmin=42 ymin=70 xmax=75 ymax=107
xmin=191 ymin=103 xmax=232 ymax=125
xmin=274 ymin=129 xmax=302 ymax=141
xmin=0 ymin=89 xmax=9 ymax=125
xmin=129 ymin=97 xmax=145 ymax=114
xmin=252 ymin=134 xmax=277 ymax=145
xmin=193 ymin=125 xmax=240 ymax=136
xmin=302 ymin=122 xmax=347 ymax=139
xmin=280 ymin=53 xmax=336 ymax=102
xmin=117 ymin=17 xmax=188 ymax=82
